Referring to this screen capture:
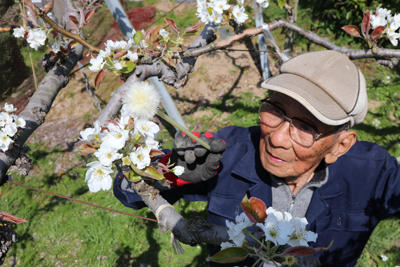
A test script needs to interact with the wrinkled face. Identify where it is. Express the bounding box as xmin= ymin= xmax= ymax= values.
xmin=259 ymin=93 xmax=340 ymax=179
